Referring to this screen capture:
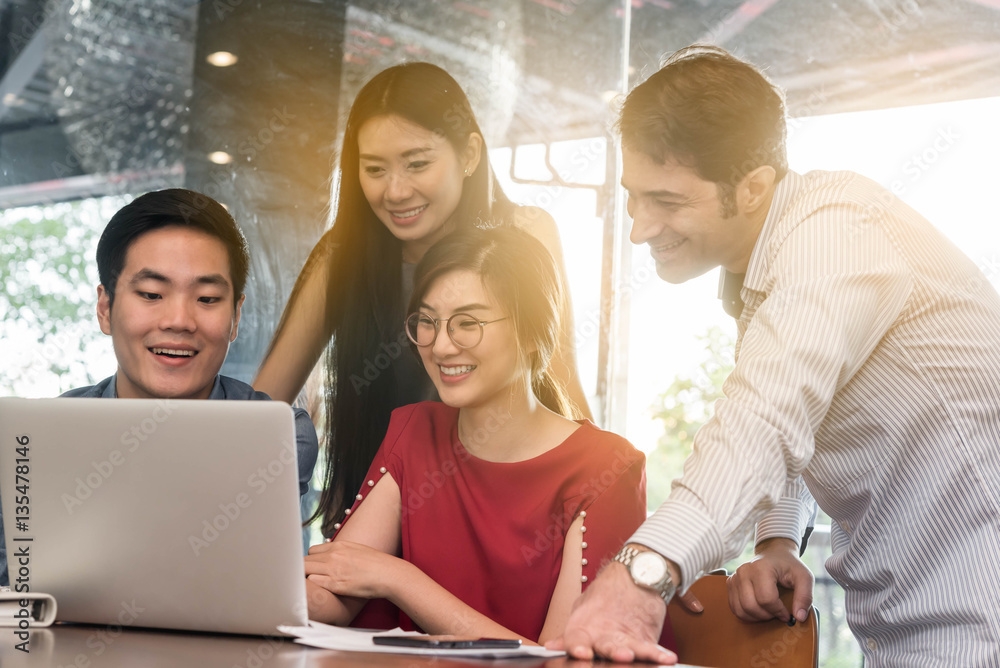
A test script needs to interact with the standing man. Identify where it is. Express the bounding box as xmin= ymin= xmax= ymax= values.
xmin=551 ymin=45 xmax=1000 ymax=666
